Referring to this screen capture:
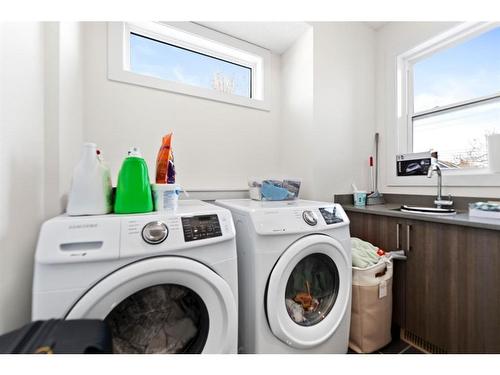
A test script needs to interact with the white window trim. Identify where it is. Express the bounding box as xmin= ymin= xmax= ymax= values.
xmin=389 ymin=21 xmax=500 ymax=188
xmin=107 ymin=22 xmax=272 ymax=111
